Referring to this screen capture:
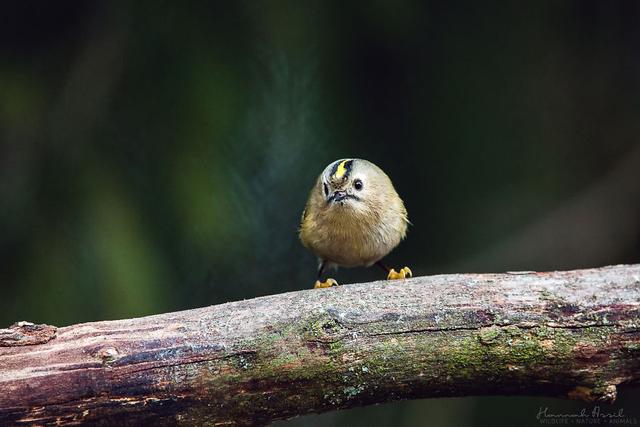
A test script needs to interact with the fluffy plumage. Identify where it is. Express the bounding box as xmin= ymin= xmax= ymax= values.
xmin=299 ymin=159 xmax=409 ymax=273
